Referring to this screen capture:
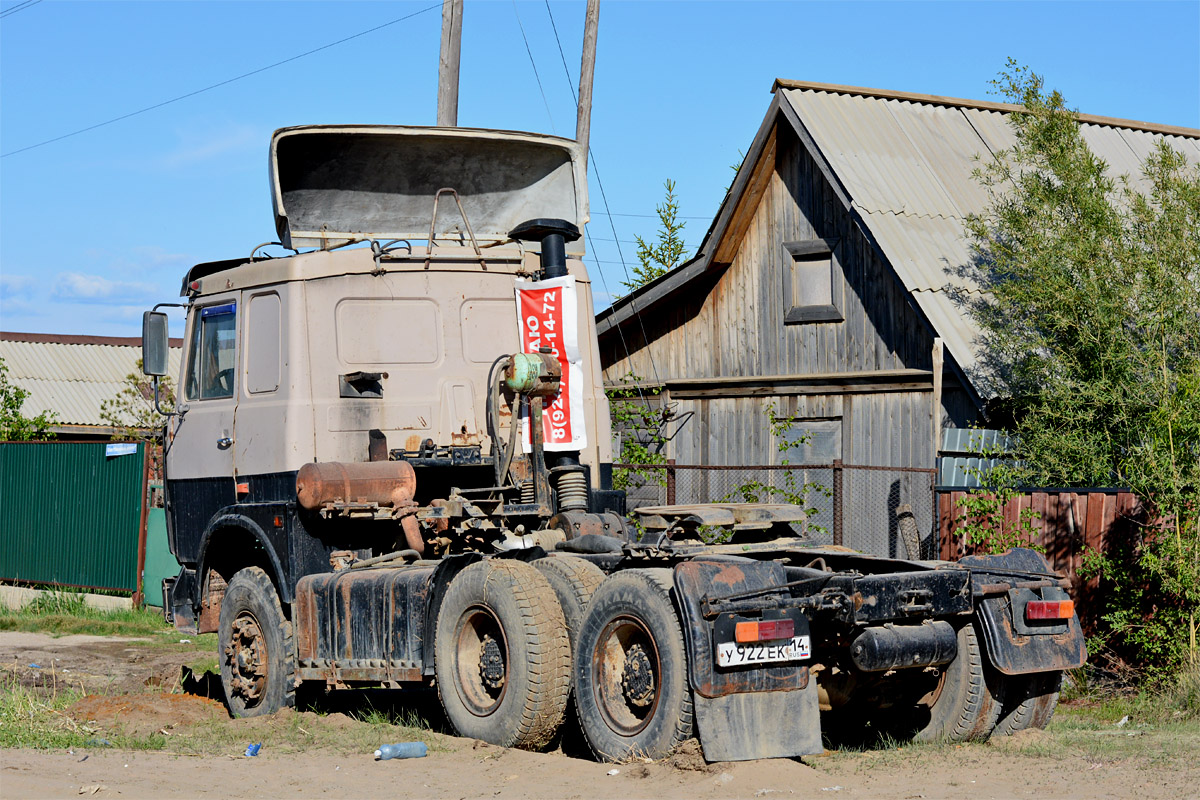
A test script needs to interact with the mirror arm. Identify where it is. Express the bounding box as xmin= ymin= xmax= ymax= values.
xmin=147 ymin=302 xmax=187 ymax=416
xmin=152 ymin=376 xmax=176 ymax=418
